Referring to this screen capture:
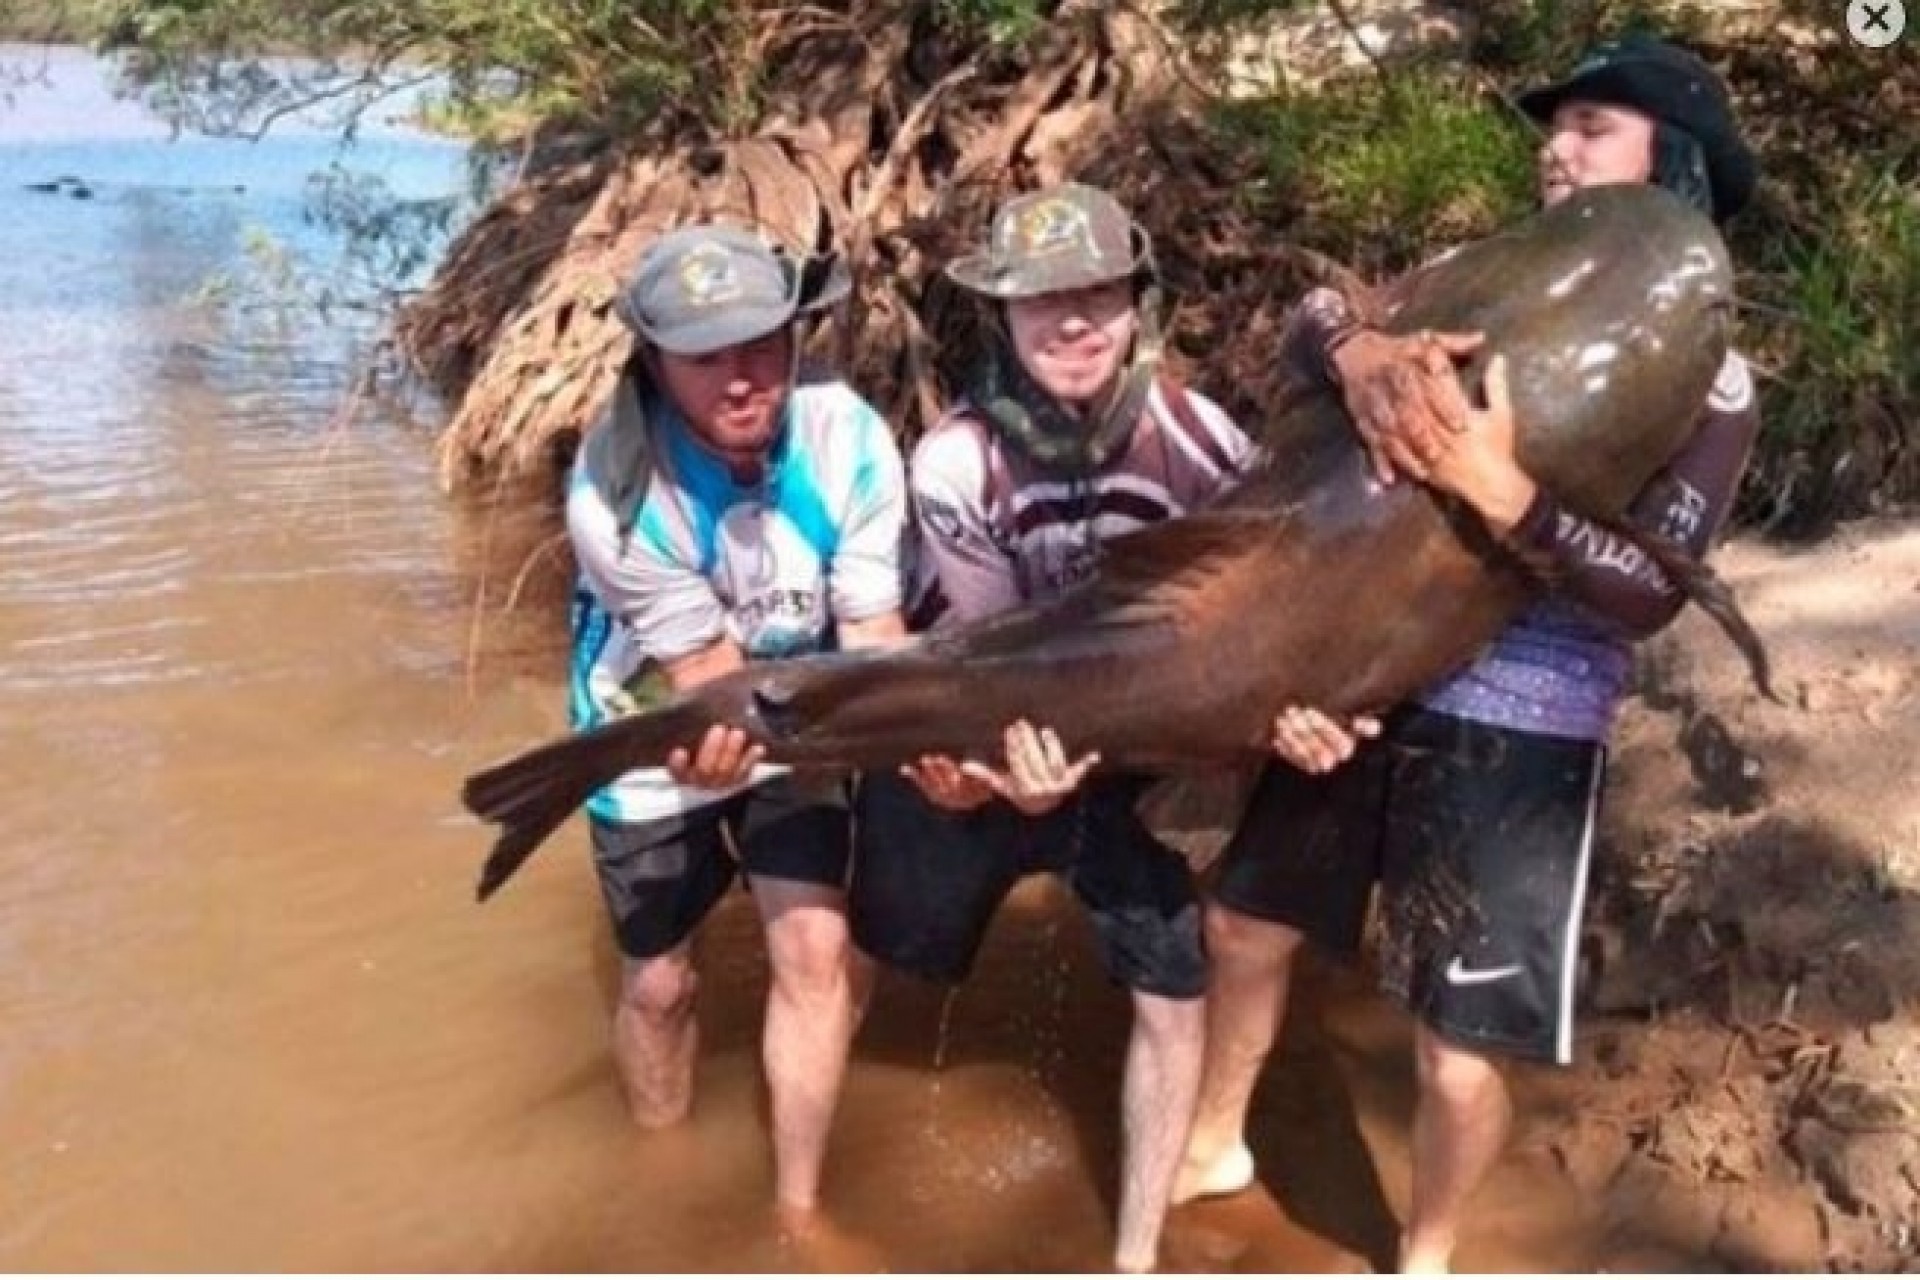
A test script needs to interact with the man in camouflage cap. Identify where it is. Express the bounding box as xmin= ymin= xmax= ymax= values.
xmin=945 ymin=180 xmax=1155 ymax=297
xmin=942 ymin=182 xmax=1166 ymax=473
xmin=568 ymin=219 xmax=905 ymax=1224
xmin=850 ymin=182 xmax=1256 ymax=1272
